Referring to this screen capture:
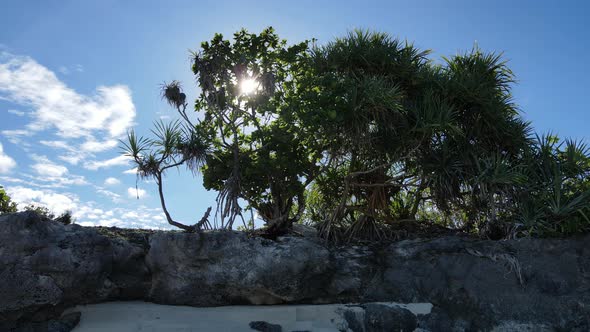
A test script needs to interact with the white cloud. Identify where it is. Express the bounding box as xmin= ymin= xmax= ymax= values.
xmin=39 ymin=140 xmax=70 ymax=149
xmin=84 ymin=155 xmax=130 ymax=170
xmin=104 ymin=177 xmax=121 ymax=186
xmin=2 ymin=129 xmax=31 ymax=137
xmin=6 ymin=186 xmax=77 ymax=215
xmin=0 ymin=52 xmax=135 ymax=151
xmin=121 ymin=210 xmax=140 ymax=219
xmin=4 ymin=184 xmax=166 ymax=229
xmin=7 ymin=109 xmax=25 ymax=116
xmin=59 ymin=154 xmax=84 ymax=165
xmin=30 ymin=155 xmax=68 ymax=177
xmin=22 ymin=155 xmax=87 ymax=187
xmin=40 ymin=139 xmax=115 ymax=164
xmin=2 ymin=129 xmax=32 ymax=147
xmin=123 ymin=167 xmax=138 ymax=175
xmin=38 ymin=141 xmax=86 ymax=165
xmin=0 ymin=143 xmax=16 ymax=173
xmin=75 ymin=205 xmax=168 ymax=229
xmin=0 ymin=175 xmax=66 ymax=189
xmin=97 ymin=188 xmax=122 ymax=202
xmin=127 ymin=187 xmax=146 ymax=199
xmin=80 ymin=139 xmax=118 ymax=153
